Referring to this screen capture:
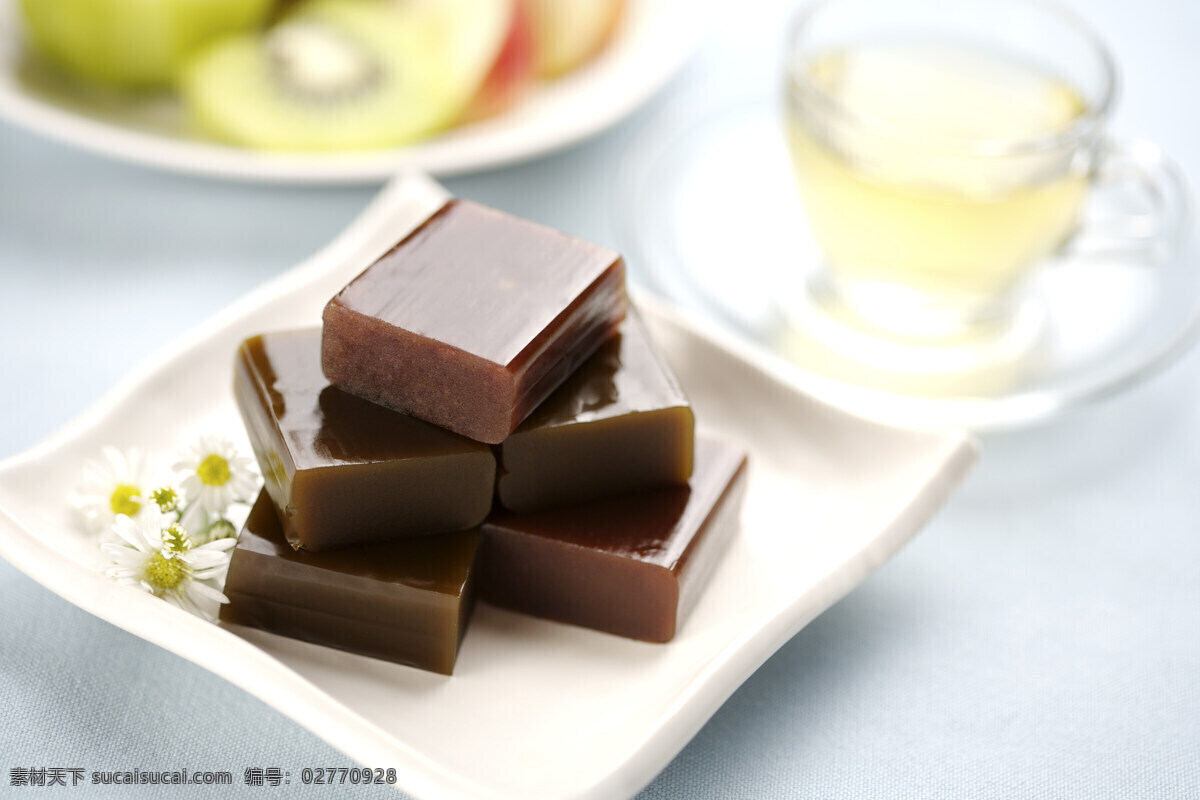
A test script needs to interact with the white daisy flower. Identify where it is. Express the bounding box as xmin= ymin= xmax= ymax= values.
xmin=173 ymin=435 xmax=257 ymax=521
xmin=71 ymin=446 xmax=151 ymax=535
xmin=179 ymin=497 xmax=211 ymax=536
xmin=102 ymin=512 xmax=236 ymax=622
xmin=200 ymin=518 xmax=239 ymax=545
xmin=149 ymin=485 xmax=182 ymax=514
